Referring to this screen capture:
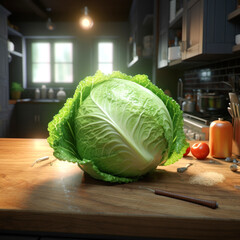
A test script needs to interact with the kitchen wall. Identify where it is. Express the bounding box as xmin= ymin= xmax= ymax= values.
xmin=14 ymin=20 xmax=130 ymax=98
xmin=155 ymin=67 xmax=183 ymax=100
xmin=183 ymin=56 xmax=240 ymax=96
